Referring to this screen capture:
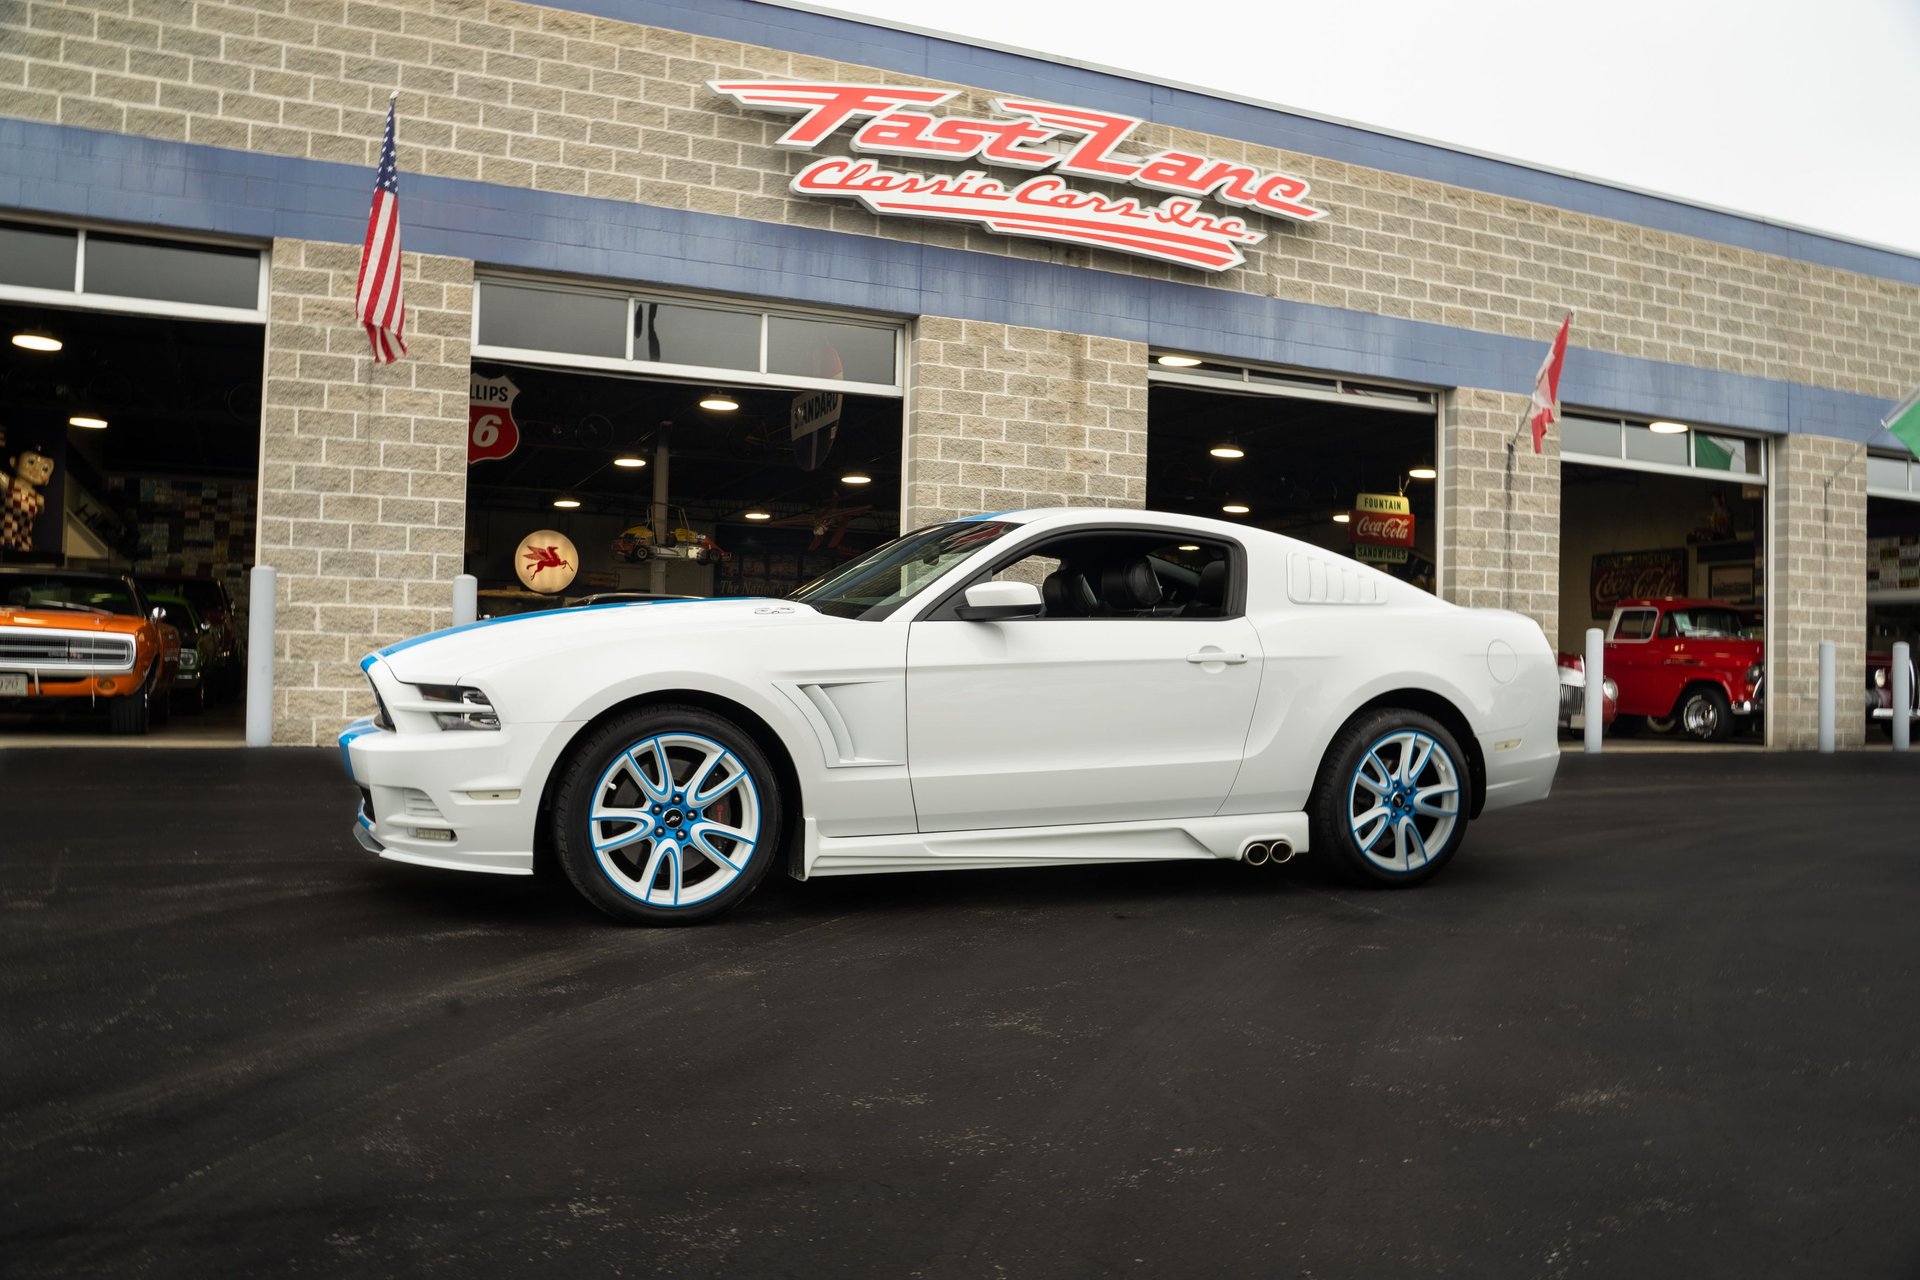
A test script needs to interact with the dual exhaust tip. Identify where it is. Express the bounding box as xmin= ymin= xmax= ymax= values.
xmin=1242 ymin=840 xmax=1295 ymax=867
